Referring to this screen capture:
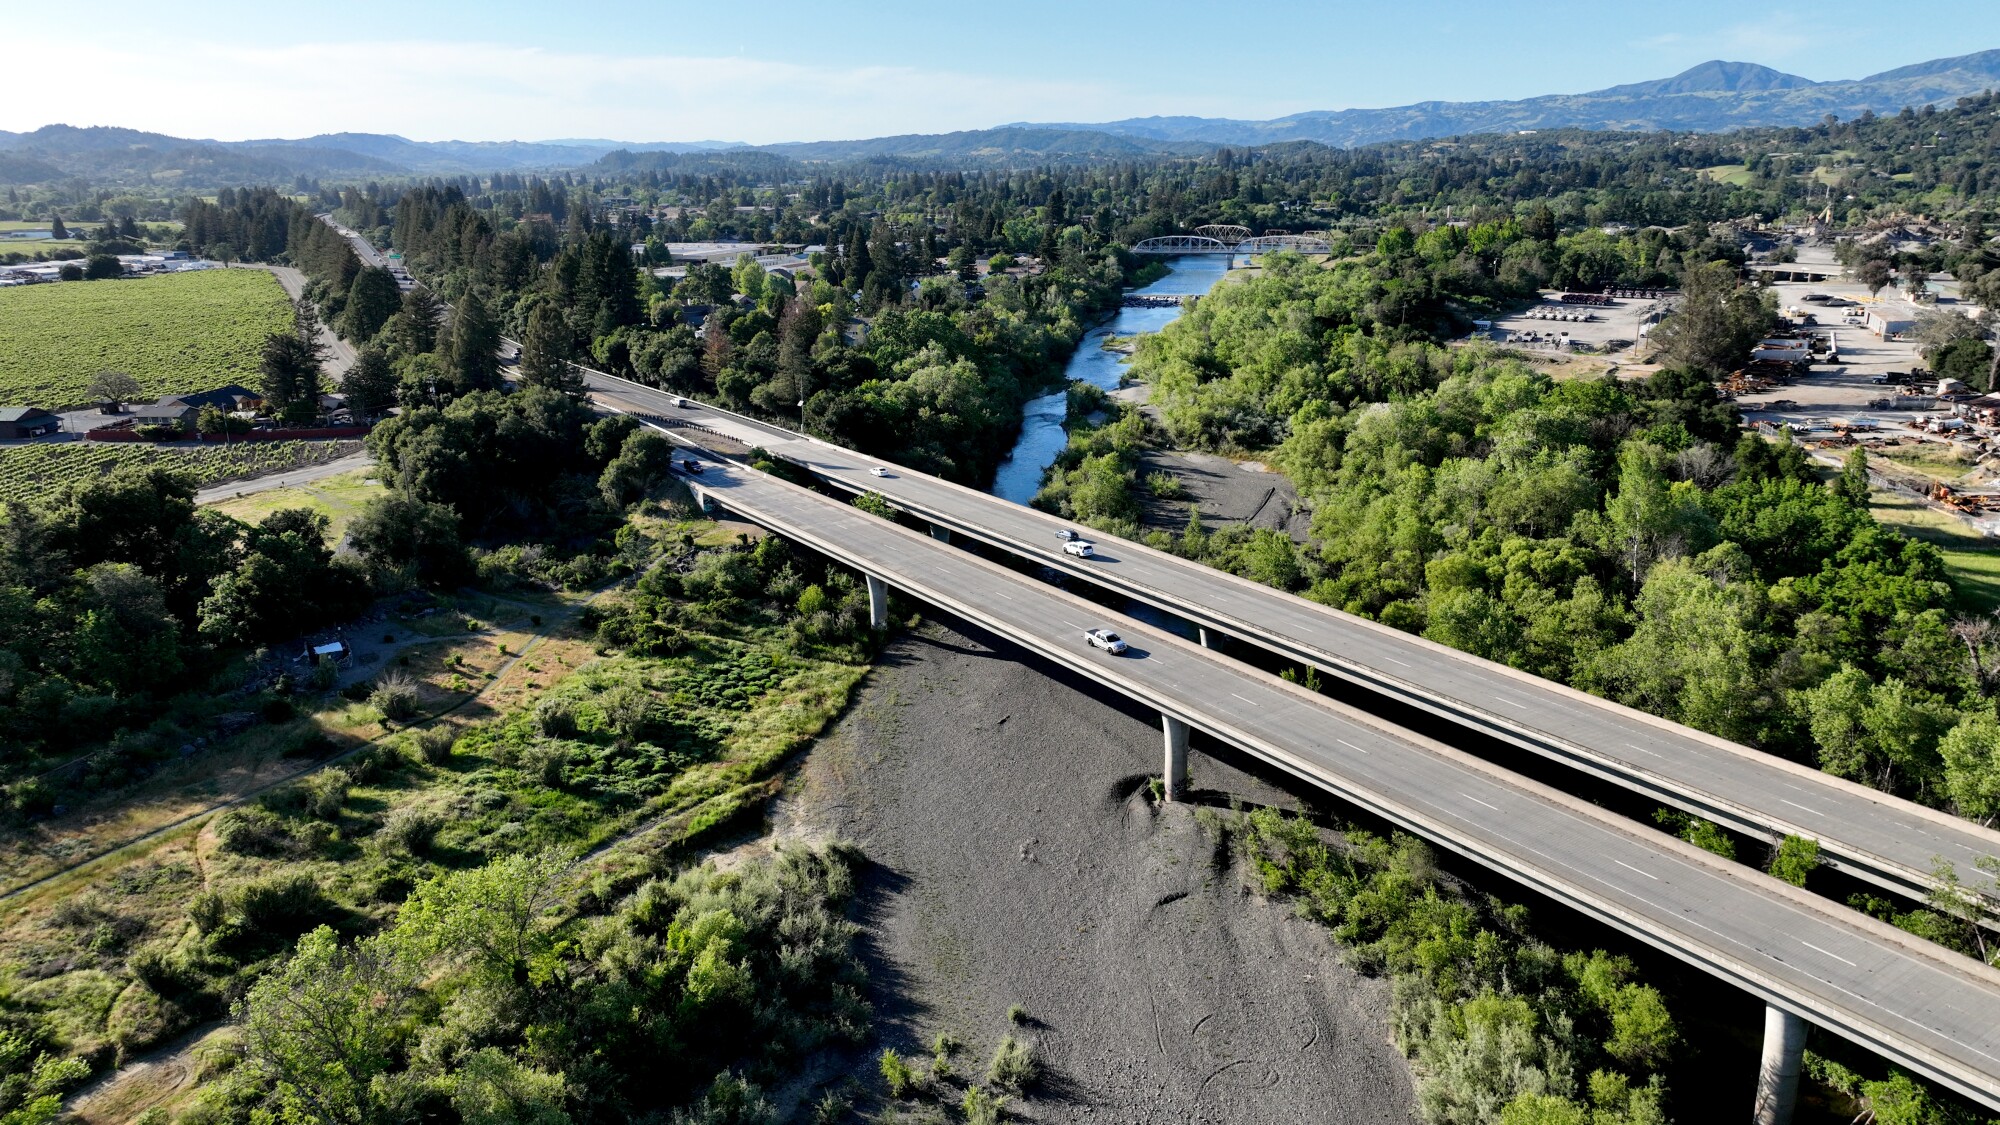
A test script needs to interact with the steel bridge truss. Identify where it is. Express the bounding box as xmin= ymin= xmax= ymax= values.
xmin=1132 ymin=232 xmax=1332 ymax=255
